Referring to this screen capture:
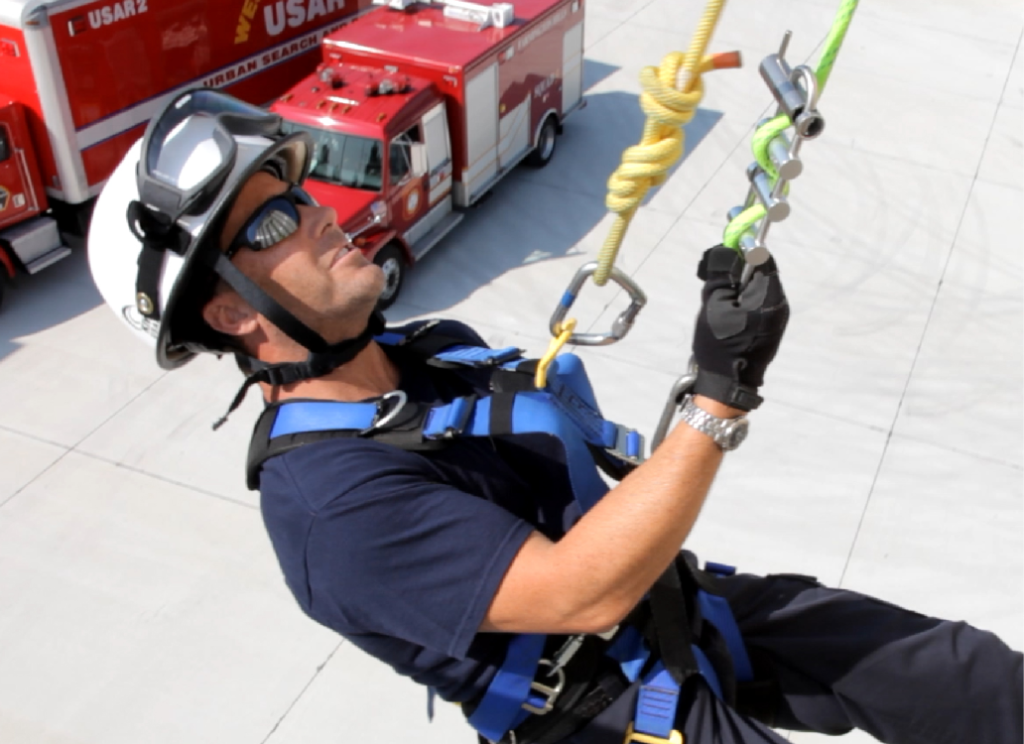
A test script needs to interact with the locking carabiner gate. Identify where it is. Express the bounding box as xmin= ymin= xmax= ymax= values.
xmin=549 ymin=262 xmax=648 ymax=347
